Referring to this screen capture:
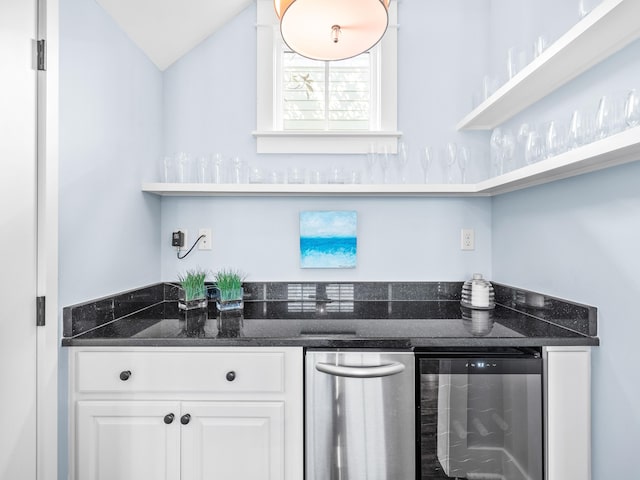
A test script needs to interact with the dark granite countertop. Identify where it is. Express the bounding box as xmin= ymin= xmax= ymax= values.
xmin=61 ymin=282 xmax=599 ymax=348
